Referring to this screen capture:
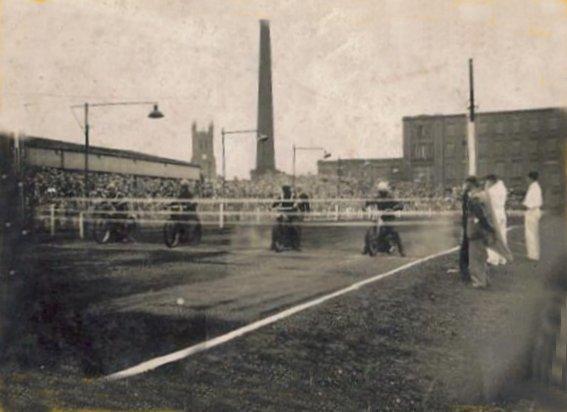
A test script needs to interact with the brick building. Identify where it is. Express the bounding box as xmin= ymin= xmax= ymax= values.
xmin=403 ymin=107 xmax=567 ymax=206
xmin=191 ymin=122 xmax=217 ymax=179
